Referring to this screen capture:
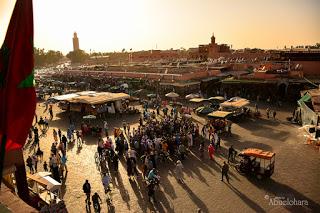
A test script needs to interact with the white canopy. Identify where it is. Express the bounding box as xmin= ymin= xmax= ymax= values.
xmin=165 ymin=92 xmax=179 ymax=98
xmin=120 ymin=83 xmax=129 ymax=88
xmin=27 ymin=172 xmax=61 ymax=192
xmin=220 ymin=97 xmax=250 ymax=108
xmin=185 ymin=93 xmax=200 ymax=99
xmin=51 ymin=93 xmax=79 ymax=101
